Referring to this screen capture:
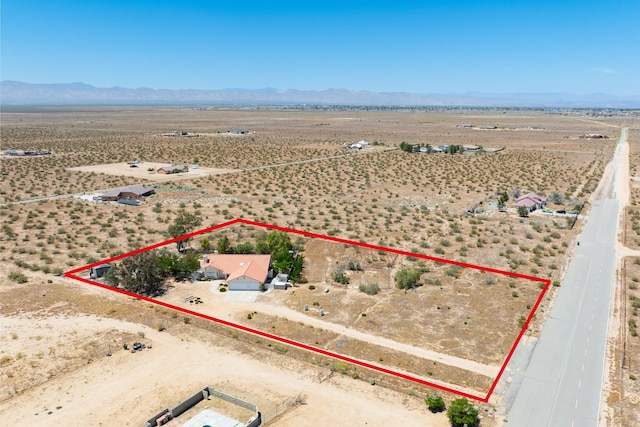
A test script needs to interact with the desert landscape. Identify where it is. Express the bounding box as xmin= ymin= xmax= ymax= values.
xmin=1 ymin=106 xmax=639 ymax=426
